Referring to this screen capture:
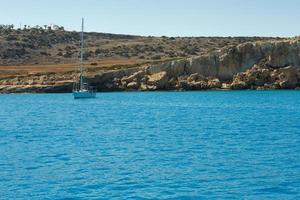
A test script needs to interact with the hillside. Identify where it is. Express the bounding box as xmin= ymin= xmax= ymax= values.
xmin=2 ymin=25 xmax=300 ymax=93
xmin=0 ymin=25 xmax=281 ymax=77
